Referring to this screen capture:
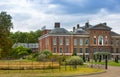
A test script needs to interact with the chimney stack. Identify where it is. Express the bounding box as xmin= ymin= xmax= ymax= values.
xmin=73 ymin=27 xmax=75 ymax=32
xmin=103 ymin=22 xmax=107 ymax=25
xmin=54 ymin=22 xmax=60 ymax=28
xmin=77 ymin=24 xmax=80 ymax=29
xmin=85 ymin=22 xmax=89 ymax=27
